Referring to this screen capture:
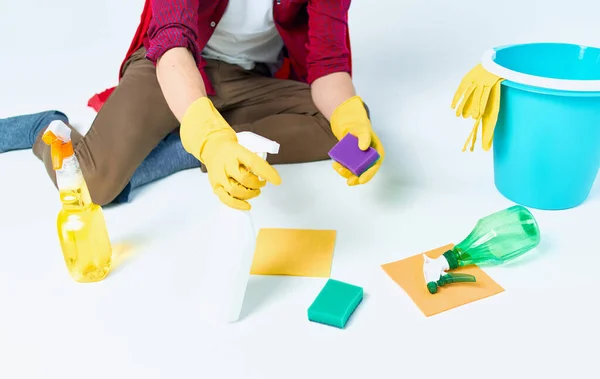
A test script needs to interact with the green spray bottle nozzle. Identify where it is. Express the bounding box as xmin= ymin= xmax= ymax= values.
xmin=423 ymin=253 xmax=477 ymax=294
